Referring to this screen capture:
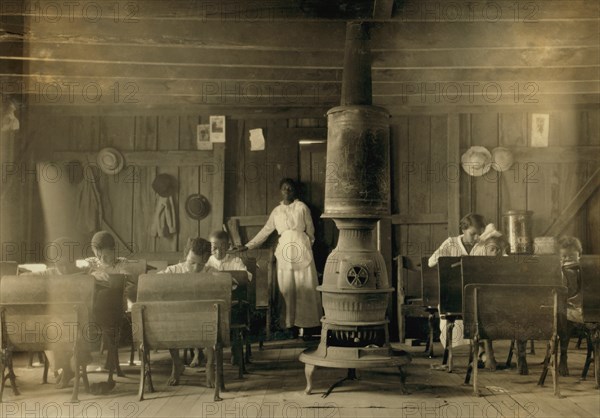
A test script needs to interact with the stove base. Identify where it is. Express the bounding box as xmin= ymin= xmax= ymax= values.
xmin=299 ymin=347 xmax=411 ymax=396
